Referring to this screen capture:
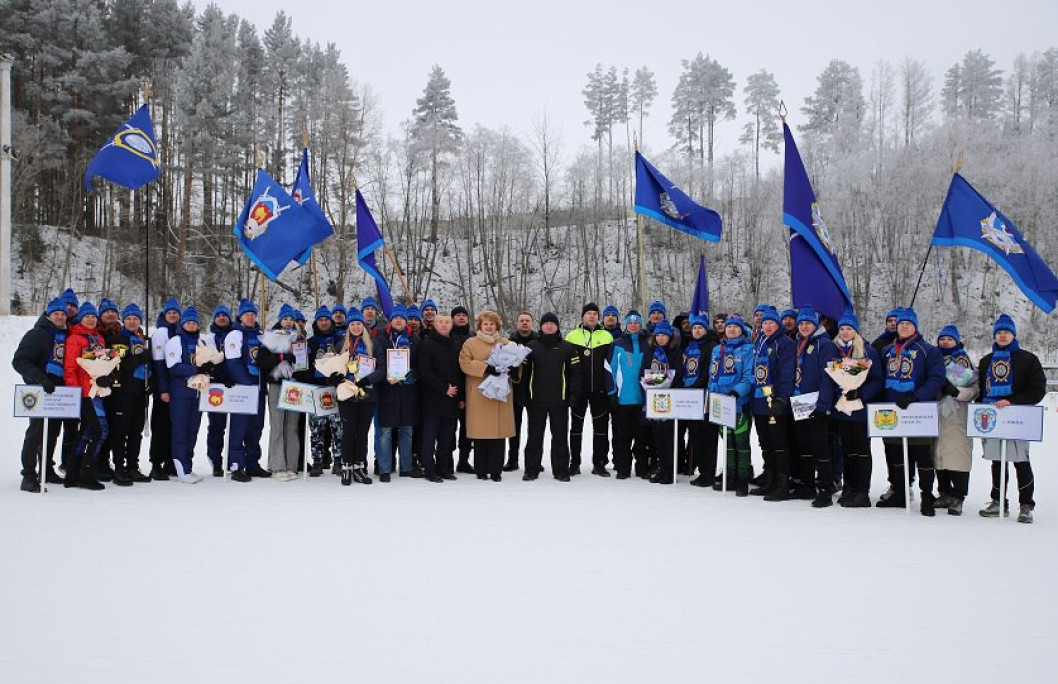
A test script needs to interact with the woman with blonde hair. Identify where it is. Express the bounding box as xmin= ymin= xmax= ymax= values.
xmin=459 ymin=310 xmax=516 ymax=481
xmin=331 ymin=308 xmax=385 ymax=485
